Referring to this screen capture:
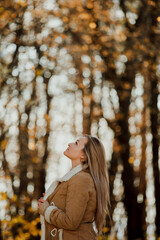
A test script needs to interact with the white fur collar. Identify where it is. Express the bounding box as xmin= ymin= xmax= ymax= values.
xmin=58 ymin=163 xmax=88 ymax=182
